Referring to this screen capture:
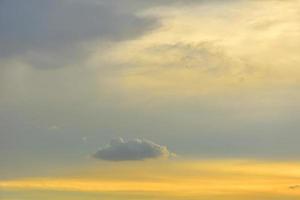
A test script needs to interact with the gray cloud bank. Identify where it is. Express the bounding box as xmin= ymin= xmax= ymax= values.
xmin=93 ymin=138 xmax=174 ymax=161
xmin=0 ymin=0 xmax=157 ymax=67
